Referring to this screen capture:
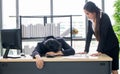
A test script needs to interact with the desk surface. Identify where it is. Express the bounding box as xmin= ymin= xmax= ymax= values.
xmin=0 ymin=54 xmax=112 ymax=62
